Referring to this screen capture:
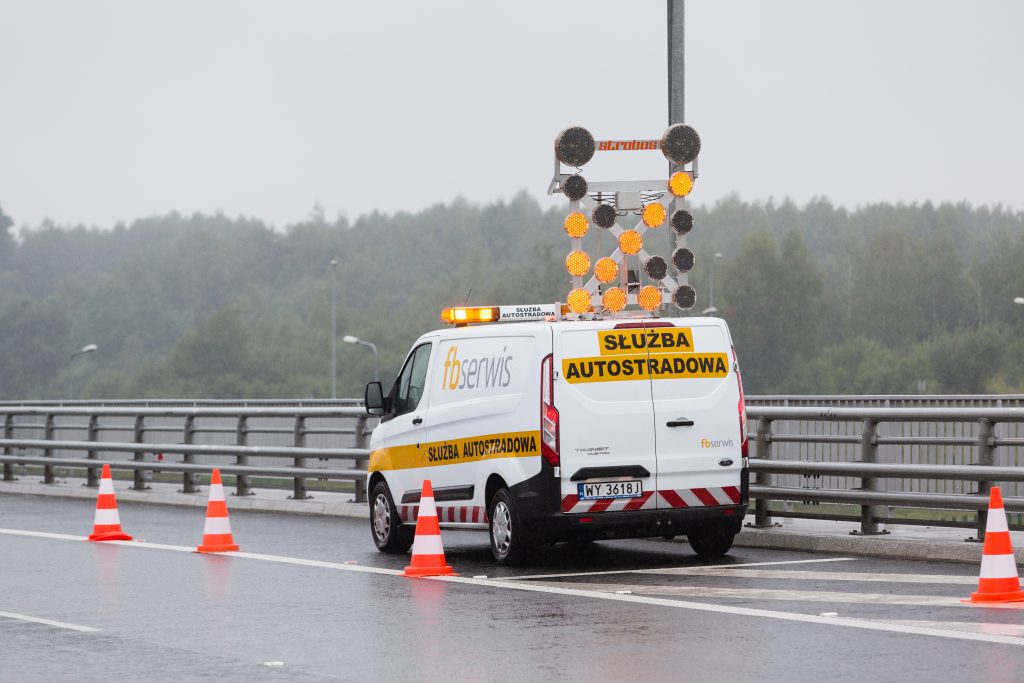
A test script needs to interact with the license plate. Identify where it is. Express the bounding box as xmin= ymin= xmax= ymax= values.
xmin=577 ymin=480 xmax=643 ymax=500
